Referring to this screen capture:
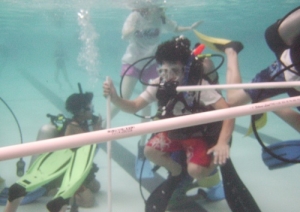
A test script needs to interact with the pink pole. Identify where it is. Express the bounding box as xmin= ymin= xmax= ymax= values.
xmin=1 ymin=96 xmax=300 ymax=161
